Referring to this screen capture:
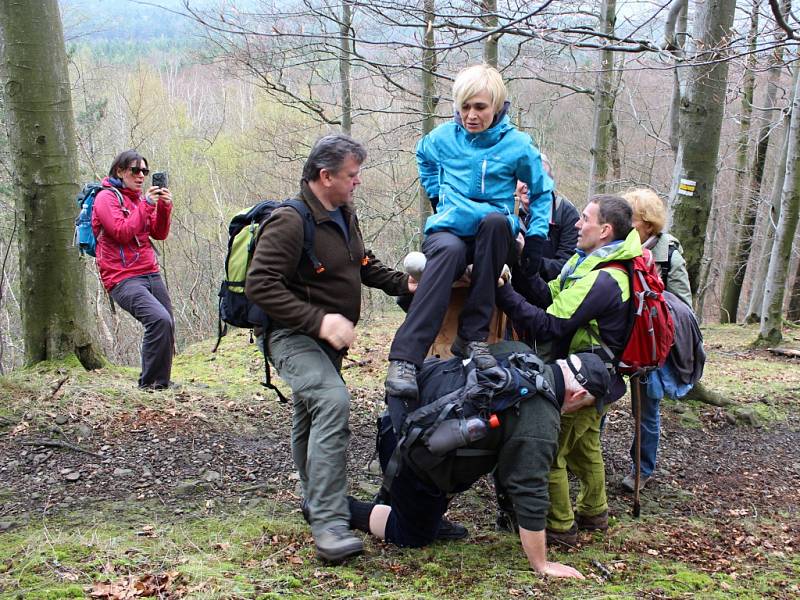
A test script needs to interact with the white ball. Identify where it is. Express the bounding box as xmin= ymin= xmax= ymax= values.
xmin=403 ymin=251 xmax=427 ymax=280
